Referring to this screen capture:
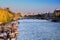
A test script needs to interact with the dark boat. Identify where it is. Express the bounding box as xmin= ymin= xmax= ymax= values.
xmin=51 ymin=19 xmax=60 ymax=22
